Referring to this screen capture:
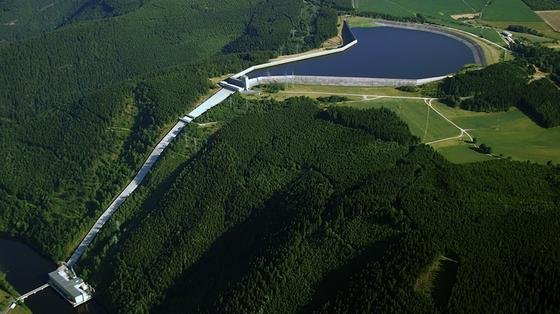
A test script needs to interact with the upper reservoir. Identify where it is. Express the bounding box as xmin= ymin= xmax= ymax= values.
xmin=248 ymin=26 xmax=479 ymax=80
